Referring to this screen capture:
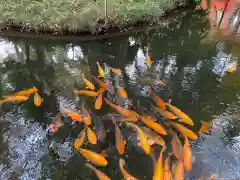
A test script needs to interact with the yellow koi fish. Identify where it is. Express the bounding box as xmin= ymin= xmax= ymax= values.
xmin=146 ymin=55 xmax=152 ymax=68
xmin=163 ymin=158 xmax=173 ymax=180
xmin=183 ymin=137 xmax=192 ymax=172
xmin=86 ymin=163 xmax=111 ymax=180
xmin=153 ymin=148 xmax=164 ymax=180
xmin=169 ymin=122 xmax=197 ymax=141
xmin=78 ymin=148 xmax=108 ymax=166
xmin=149 ymin=90 xmax=166 ymax=110
xmin=125 ymin=122 xmax=151 ymax=154
xmin=83 ymin=116 xmax=92 ymax=126
xmin=166 ymin=103 xmax=194 ymax=126
xmin=140 ymin=116 xmax=167 ymax=135
xmin=34 ymin=92 xmax=42 ymax=107
xmin=74 ymin=128 xmax=86 ymax=150
xmin=0 ymin=95 xmax=28 ymax=104
xmin=119 ymin=159 xmax=139 ymax=180
xmin=95 ymin=89 xmax=103 ymax=110
xmin=198 ymin=120 xmax=212 ymax=134
xmin=154 ymin=107 xmax=177 ymax=120
xmin=83 ymin=77 xmax=95 ymax=90
xmin=87 ymin=127 xmax=97 ymax=144
xmin=74 ymin=90 xmax=98 ymax=97
xmin=97 ymin=62 xmax=105 ymax=77
xmin=114 ymin=124 xmax=126 ymax=155
xmin=61 ymin=108 xmax=83 ymax=121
